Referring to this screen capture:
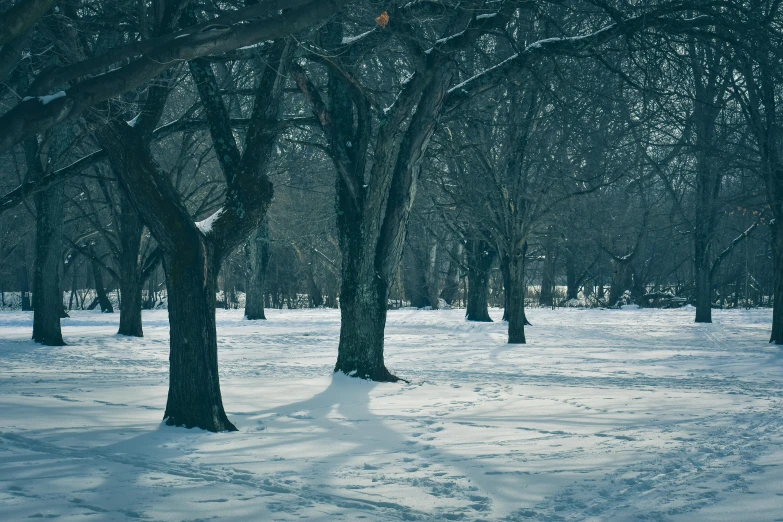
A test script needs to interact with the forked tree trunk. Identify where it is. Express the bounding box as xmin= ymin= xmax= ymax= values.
xmin=32 ymin=183 xmax=65 ymax=345
xmin=162 ymin=246 xmax=236 ymax=431
xmin=244 ymin=221 xmax=269 ymax=320
xmin=118 ymin=193 xmax=144 ymax=335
